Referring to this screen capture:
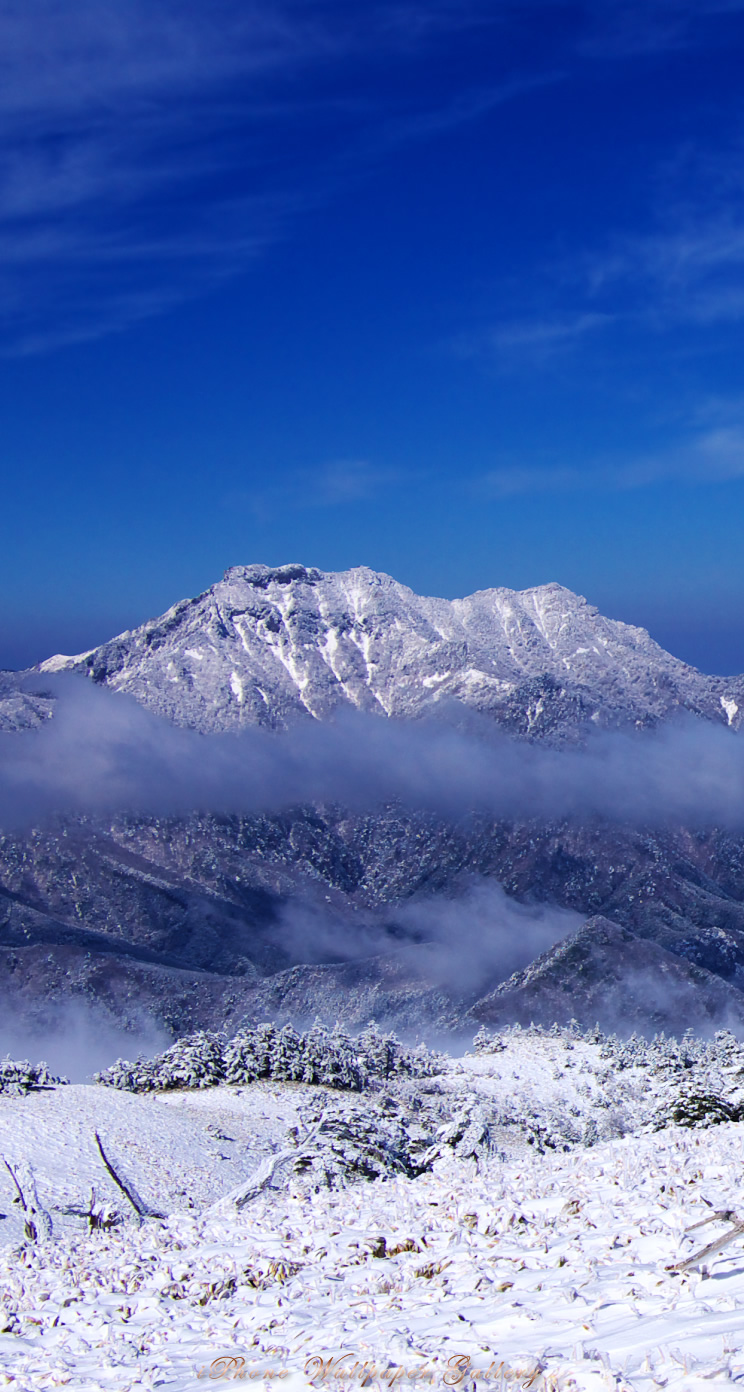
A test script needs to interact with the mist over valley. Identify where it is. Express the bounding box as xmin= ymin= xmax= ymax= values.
xmin=3 ymin=563 xmax=744 ymax=1063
